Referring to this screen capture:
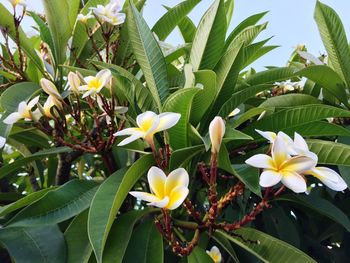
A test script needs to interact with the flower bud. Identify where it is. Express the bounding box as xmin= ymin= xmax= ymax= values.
xmin=68 ymin=72 xmax=81 ymax=95
xmin=209 ymin=116 xmax=225 ymax=154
